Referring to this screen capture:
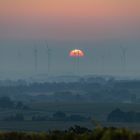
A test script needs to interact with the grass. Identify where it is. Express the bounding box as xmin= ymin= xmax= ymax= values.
xmin=0 ymin=127 xmax=139 ymax=140
xmin=0 ymin=121 xmax=139 ymax=132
